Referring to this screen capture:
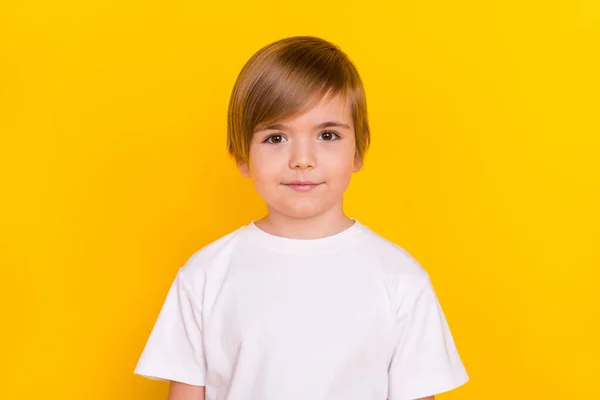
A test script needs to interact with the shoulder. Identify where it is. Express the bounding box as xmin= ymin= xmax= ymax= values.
xmin=178 ymin=225 xmax=245 ymax=289
xmin=360 ymin=223 xmax=429 ymax=280
xmin=358 ymin=222 xmax=431 ymax=301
